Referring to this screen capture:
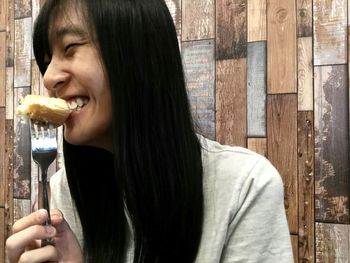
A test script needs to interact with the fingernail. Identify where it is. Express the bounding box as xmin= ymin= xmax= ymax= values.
xmin=45 ymin=226 xmax=55 ymax=235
